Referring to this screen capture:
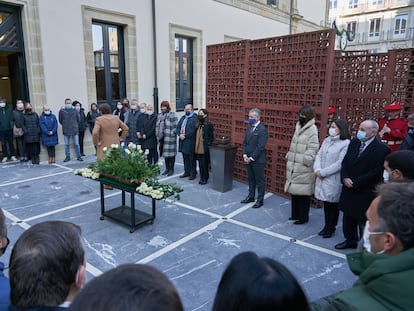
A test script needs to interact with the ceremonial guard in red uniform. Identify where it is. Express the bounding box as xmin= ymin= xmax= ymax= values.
xmin=378 ymin=103 xmax=408 ymax=152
